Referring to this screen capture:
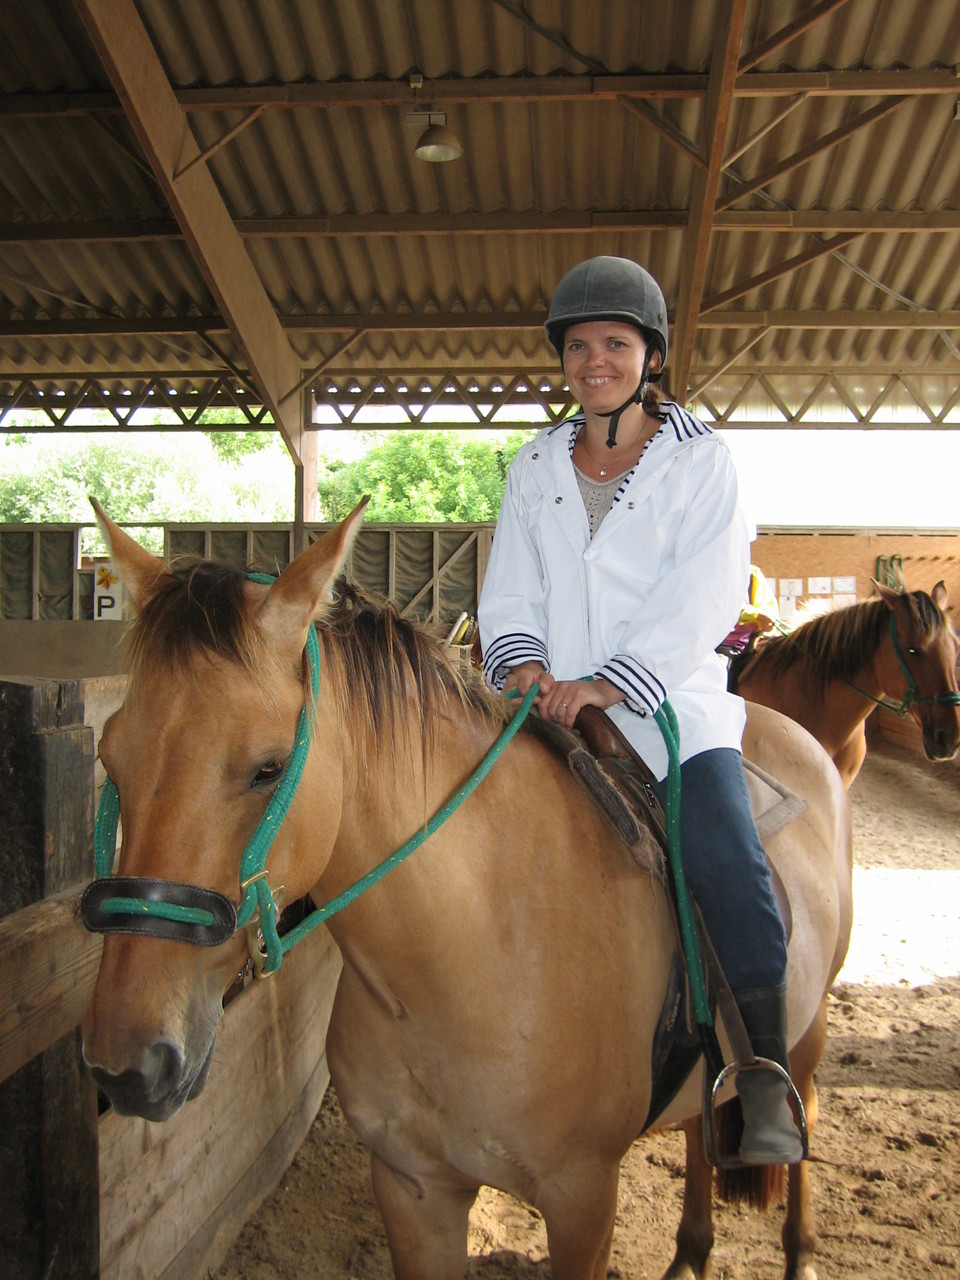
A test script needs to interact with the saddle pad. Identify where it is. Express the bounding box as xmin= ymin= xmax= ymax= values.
xmin=522 ymin=711 xmax=665 ymax=875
